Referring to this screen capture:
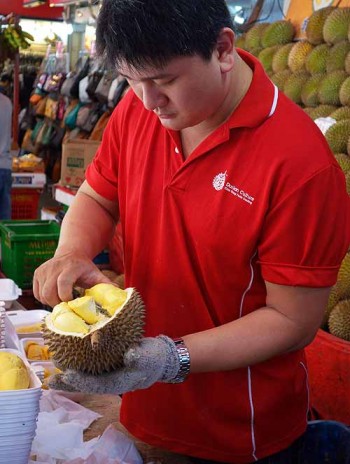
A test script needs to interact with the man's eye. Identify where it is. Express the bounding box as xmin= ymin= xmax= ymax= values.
xmin=156 ymin=78 xmax=175 ymax=86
